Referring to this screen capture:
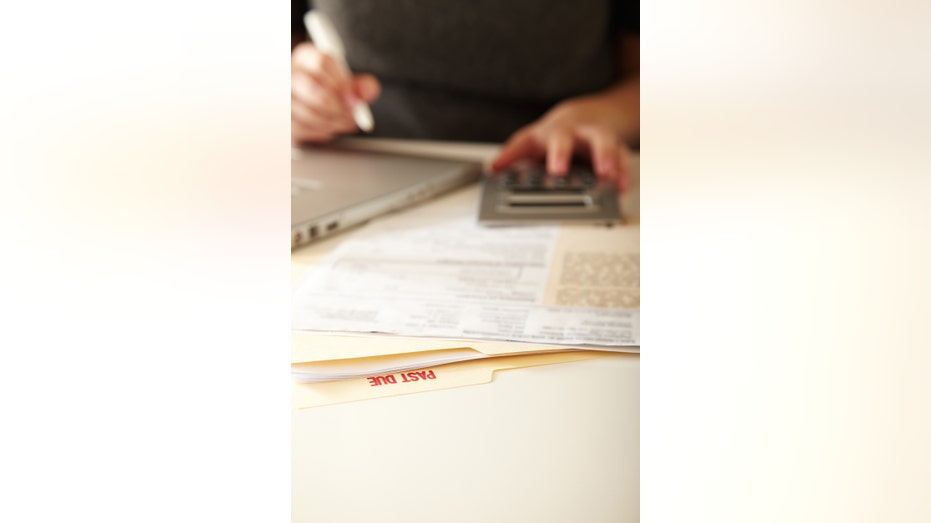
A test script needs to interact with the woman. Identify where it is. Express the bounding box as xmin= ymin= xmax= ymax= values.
xmin=291 ymin=0 xmax=639 ymax=189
